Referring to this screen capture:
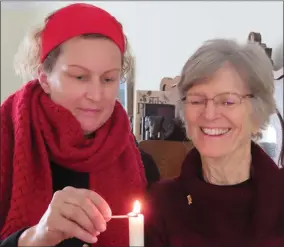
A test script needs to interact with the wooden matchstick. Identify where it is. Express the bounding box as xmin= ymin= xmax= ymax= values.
xmin=111 ymin=213 xmax=138 ymax=219
xmin=110 ymin=215 xmax=129 ymax=219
